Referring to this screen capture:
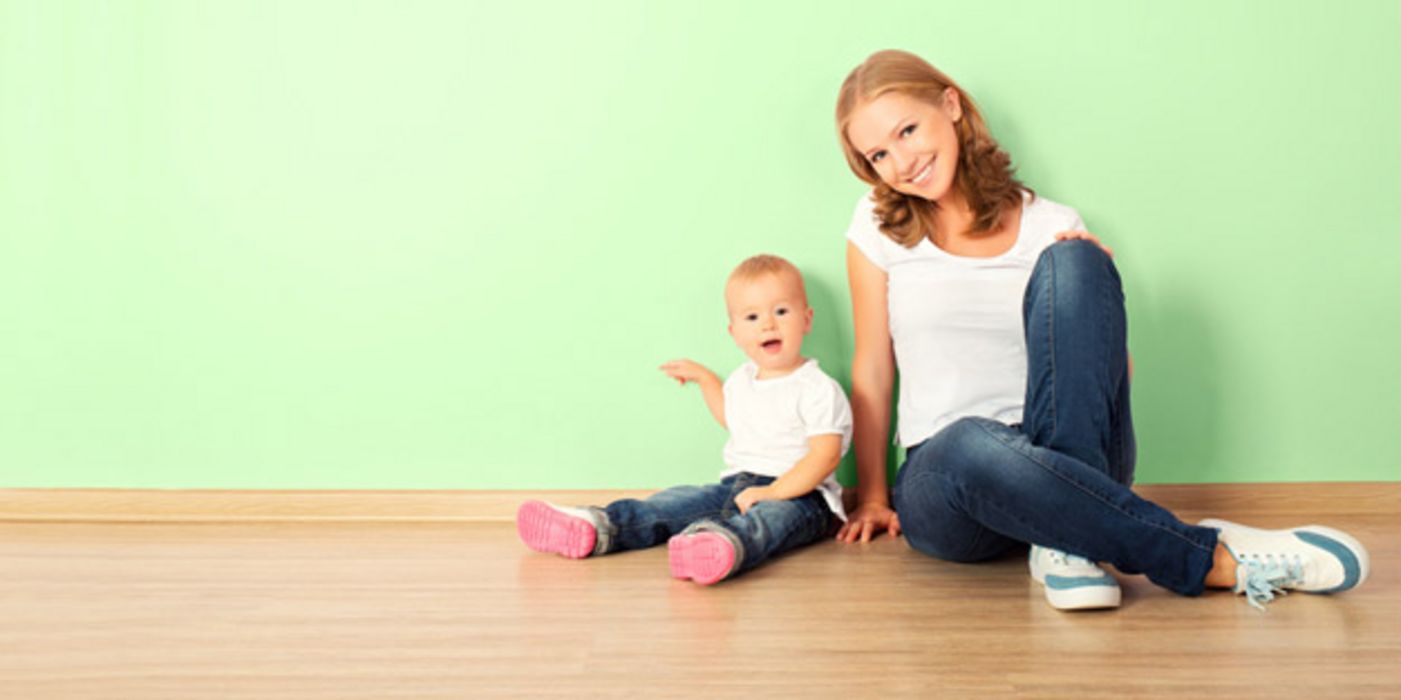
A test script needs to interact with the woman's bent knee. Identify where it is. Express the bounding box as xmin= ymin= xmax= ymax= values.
xmin=1033 ymin=239 xmax=1121 ymax=289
